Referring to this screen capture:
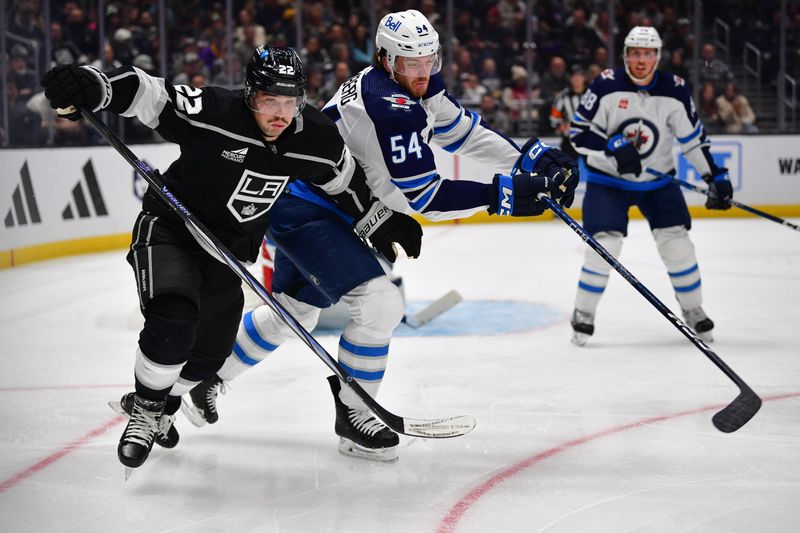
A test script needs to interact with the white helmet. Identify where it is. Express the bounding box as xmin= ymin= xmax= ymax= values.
xmin=623 ymin=26 xmax=662 ymax=81
xmin=375 ymin=9 xmax=441 ymax=76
